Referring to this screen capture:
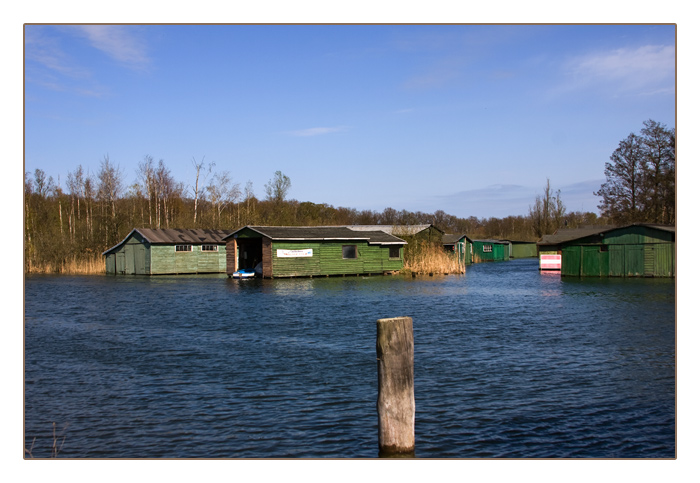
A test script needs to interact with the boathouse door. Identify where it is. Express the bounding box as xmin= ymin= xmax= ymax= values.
xmin=237 ymin=237 xmax=263 ymax=271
